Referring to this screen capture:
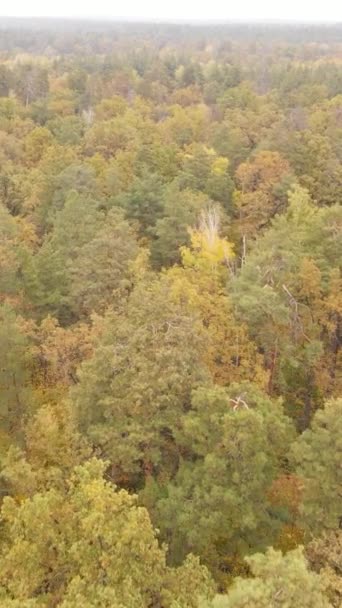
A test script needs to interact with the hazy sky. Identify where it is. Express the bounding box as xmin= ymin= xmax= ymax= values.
xmin=1 ymin=0 xmax=341 ymax=22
